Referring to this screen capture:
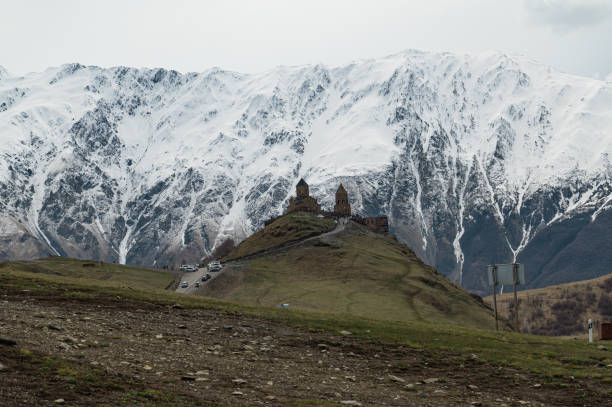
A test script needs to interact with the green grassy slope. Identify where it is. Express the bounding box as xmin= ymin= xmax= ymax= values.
xmin=1 ymin=267 xmax=610 ymax=384
xmin=0 ymin=257 xmax=175 ymax=291
xmin=207 ymin=214 xmax=497 ymax=330
xmin=223 ymin=212 xmax=335 ymax=260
